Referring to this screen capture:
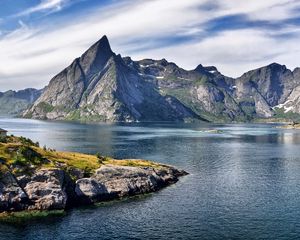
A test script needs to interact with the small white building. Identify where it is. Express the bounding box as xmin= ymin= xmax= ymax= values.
xmin=0 ymin=128 xmax=7 ymax=137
